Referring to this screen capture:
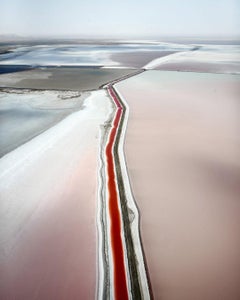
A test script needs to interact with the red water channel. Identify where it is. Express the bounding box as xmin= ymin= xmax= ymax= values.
xmin=106 ymin=86 xmax=129 ymax=300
